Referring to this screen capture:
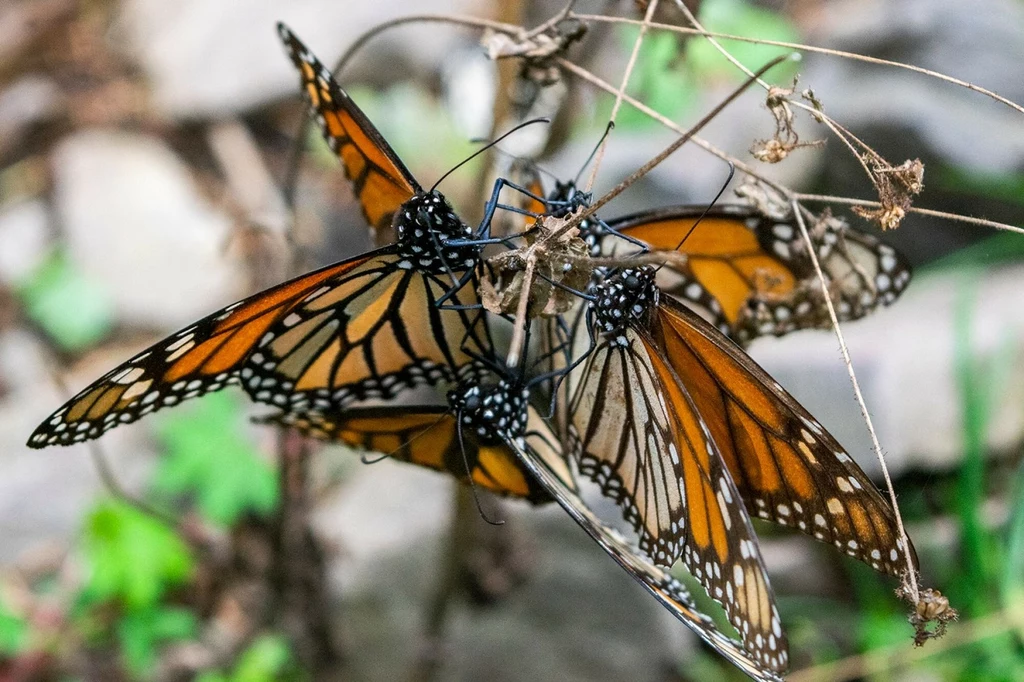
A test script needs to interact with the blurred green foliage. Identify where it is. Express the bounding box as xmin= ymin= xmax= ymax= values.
xmin=0 ymin=596 xmax=27 ymax=656
xmin=80 ymin=500 xmax=194 ymax=610
xmin=15 ymin=249 xmax=114 ymax=352
xmin=197 ymin=634 xmax=303 ymax=682
xmin=785 ymin=284 xmax=1024 ymax=680
xmin=611 ymin=0 xmax=800 ymax=130
xmin=0 ymin=393 xmax=295 ymax=678
xmin=154 ymin=393 xmax=278 ymax=526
